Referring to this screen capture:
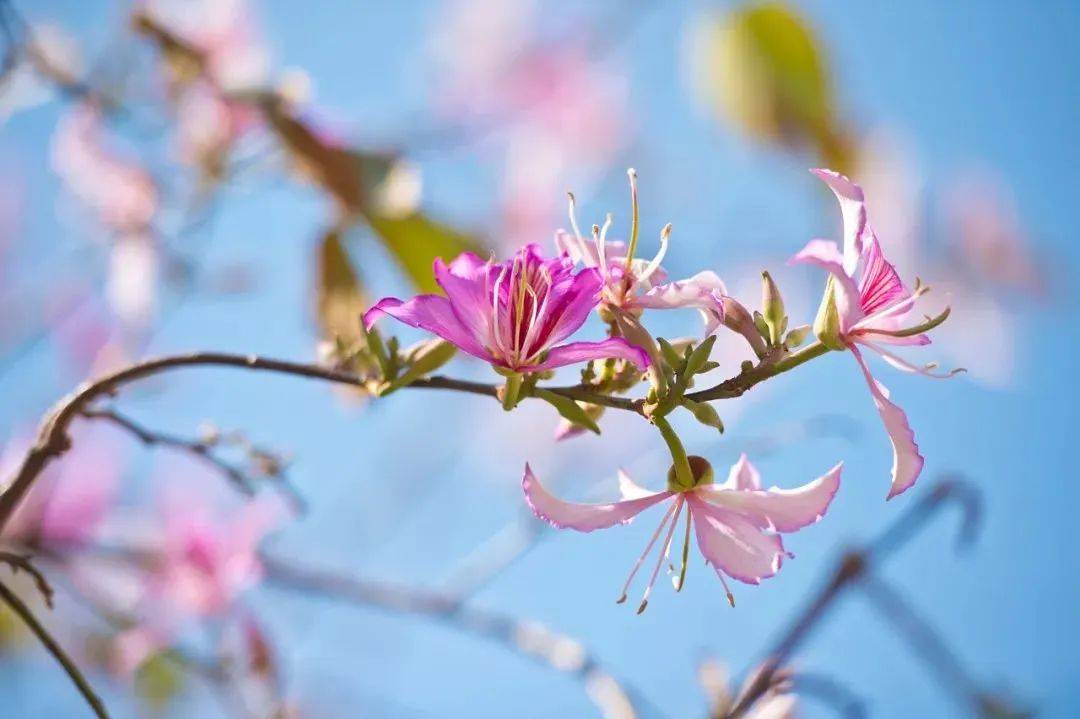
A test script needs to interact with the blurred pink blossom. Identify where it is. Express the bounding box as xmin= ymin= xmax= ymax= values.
xmin=51 ymin=103 xmax=158 ymax=235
